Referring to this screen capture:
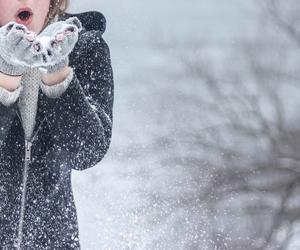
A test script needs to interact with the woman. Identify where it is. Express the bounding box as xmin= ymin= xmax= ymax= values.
xmin=0 ymin=0 xmax=114 ymax=249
